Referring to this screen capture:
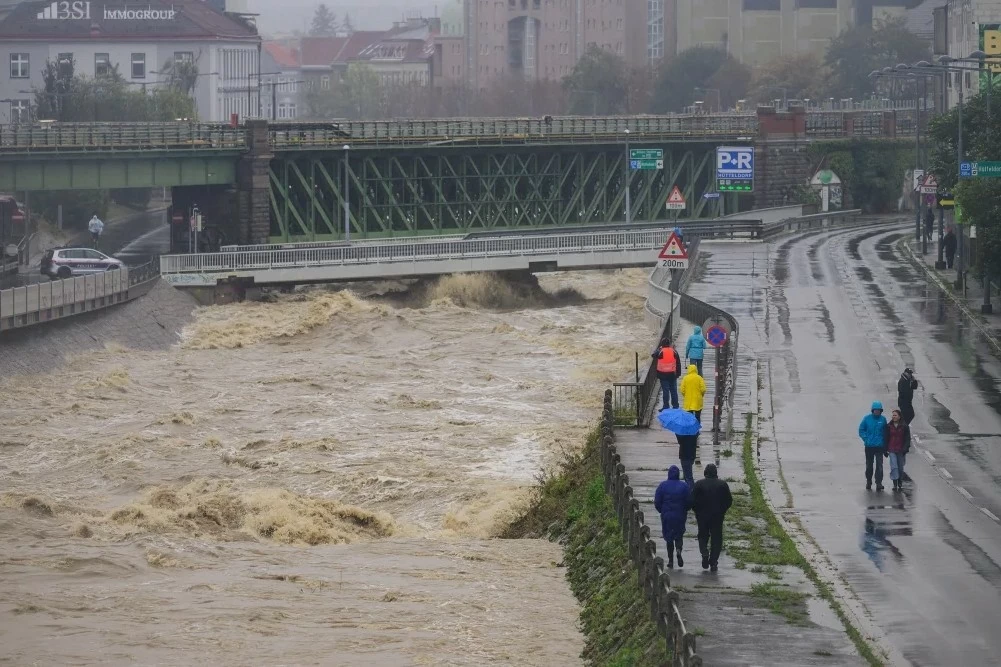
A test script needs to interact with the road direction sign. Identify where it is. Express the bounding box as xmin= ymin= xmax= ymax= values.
xmin=630 ymin=148 xmax=663 ymax=160
xmin=666 ymin=186 xmax=686 ymax=210
xmin=716 ymin=146 xmax=754 ymax=192
xmin=912 ymin=169 xmax=925 ymax=192
xmin=920 ymin=174 xmax=938 ymax=194
xmin=657 ymin=231 xmax=688 ymax=269
xmin=630 ymin=158 xmax=663 ymax=170
xmin=959 ymin=161 xmax=1001 ymax=178
xmin=703 ymin=192 xmax=720 ymax=199
xmin=705 ymin=325 xmax=728 ymax=348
